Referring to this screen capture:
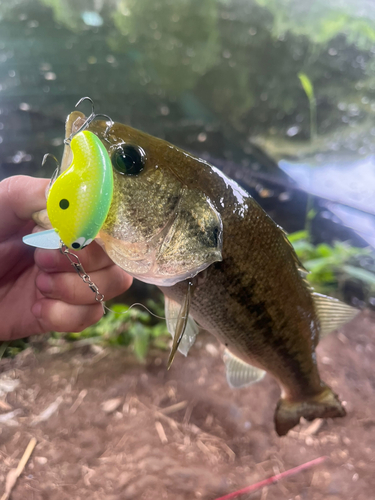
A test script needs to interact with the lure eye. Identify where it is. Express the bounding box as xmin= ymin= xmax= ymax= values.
xmin=71 ymin=237 xmax=86 ymax=250
xmin=111 ymin=144 xmax=146 ymax=176
xmin=71 ymin=237 xmax=93 ymax=250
